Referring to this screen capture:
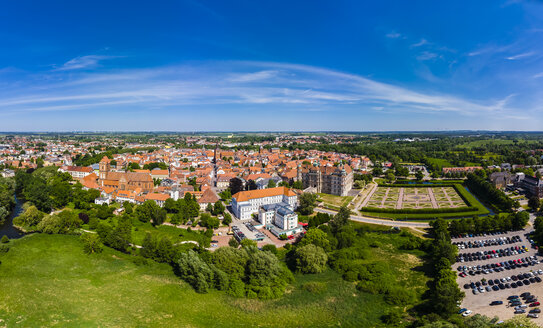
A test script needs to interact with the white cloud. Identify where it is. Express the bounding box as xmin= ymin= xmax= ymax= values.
xmin=534 ymin=72 xmax=543 ymax=79
xmin=416 ymin=51 xmax=439 ymax=61
xmin=411 ymin=39 xmax=428 ymax=48
xmin=386 ymin=32 xmax=402 ymax=39
xmin=54 ymin=55 xmax=118 ymax=71
xmin=0 ymin=61 xmax=525 ymax=118
xmin=506 ymin=51 xmax=536 ymax=60
xmin=229 ymin=70 xmax=279 ymax=82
